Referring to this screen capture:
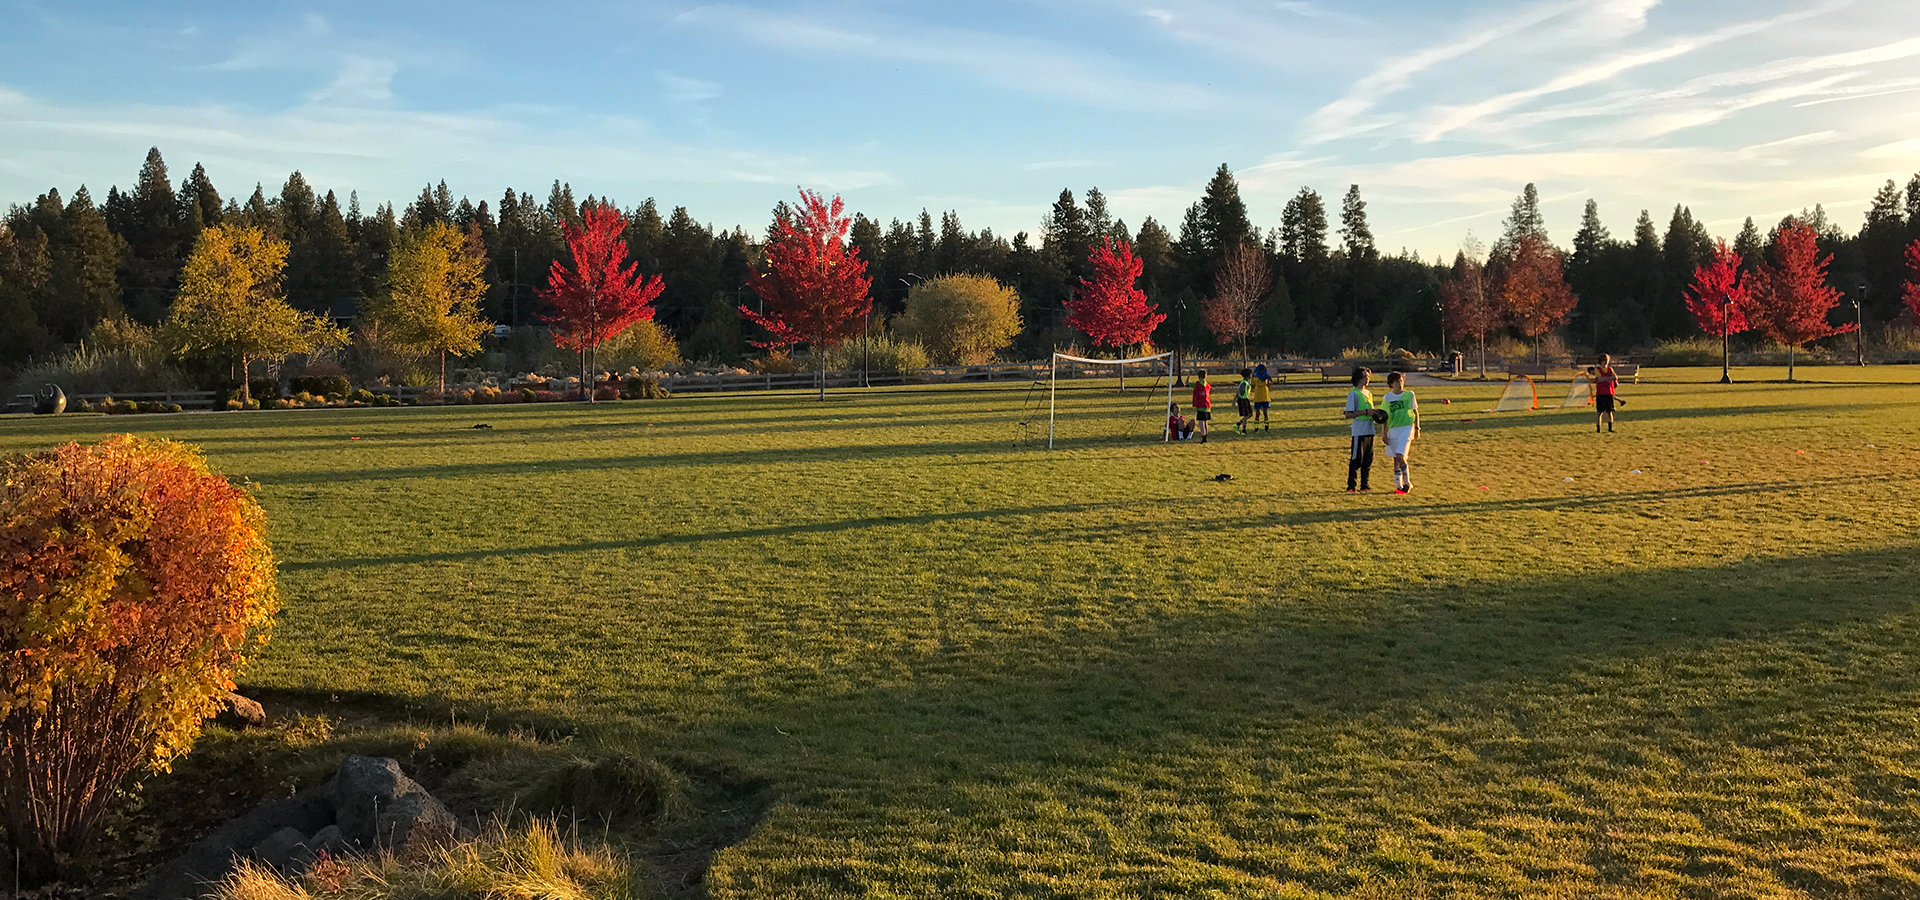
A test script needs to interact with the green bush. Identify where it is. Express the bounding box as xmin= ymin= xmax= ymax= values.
xmin=621 ymin=376 xmax=670 ymax=400
xmin=597 ymin=320 xmax=682 ymax=371
xmin=1649 ymin=337 xmax=1721 ymax=367
xmin=821 ymin=334 xmax=929 ymax=374
xmin=247 ymin=379 xmax=278 ymax=402
xmin=3 ymin=320 xmax=188 ymax=402
xmin=290 ymin=375 xmax=352 ymax=398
